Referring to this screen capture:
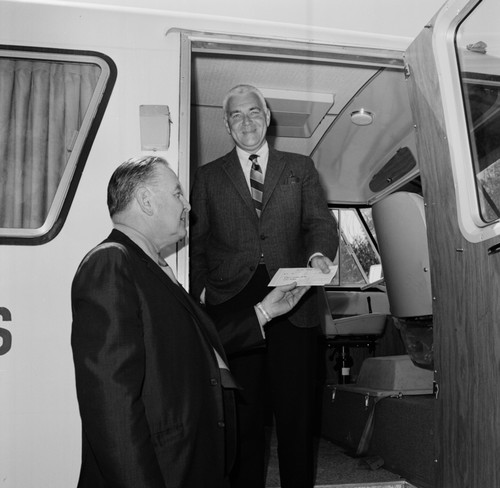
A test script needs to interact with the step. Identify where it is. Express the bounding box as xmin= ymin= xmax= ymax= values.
xmin=321 ymin=386 xmax=435 ymax=488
